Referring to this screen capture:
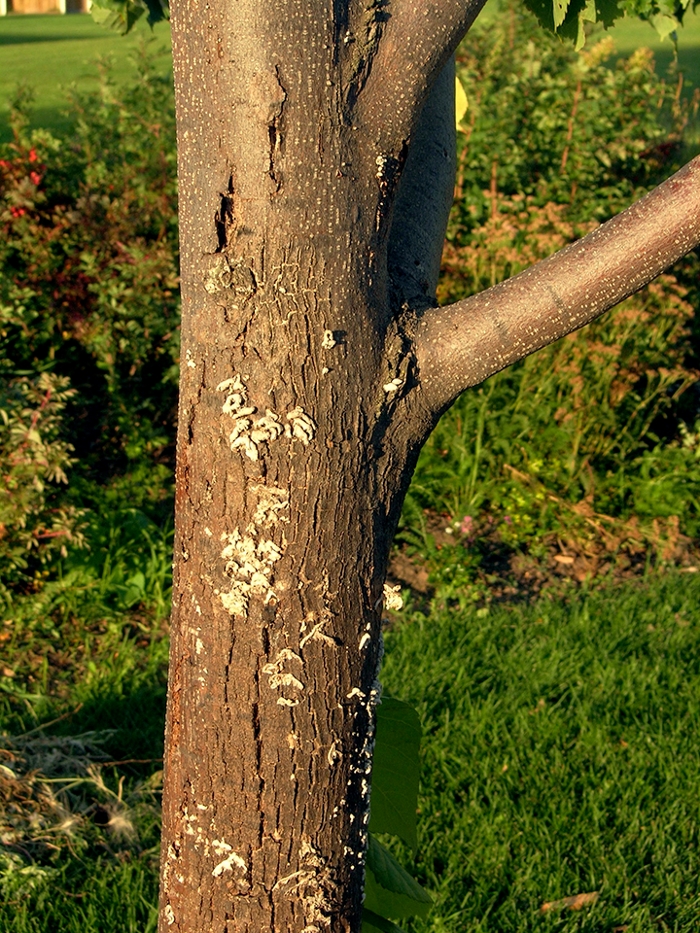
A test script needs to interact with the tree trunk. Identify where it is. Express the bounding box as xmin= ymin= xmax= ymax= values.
xmin=159 ymin=2 xmax=451 ymax=929
xmin=159 ymin=0 xmax=700 ymax=929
